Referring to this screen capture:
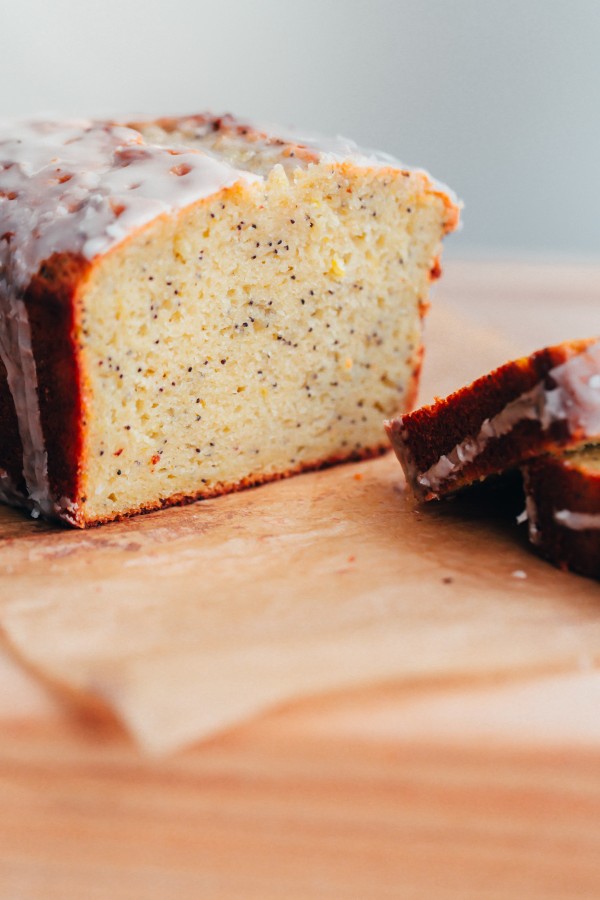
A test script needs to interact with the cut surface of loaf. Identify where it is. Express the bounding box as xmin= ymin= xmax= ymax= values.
xmin=0 ymin=115 xmax=458 ymax=526
xmin=386 ymin=338 xmax=600 ymax=500
xmin=522 ymin=444 xmax=600 ymax=579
